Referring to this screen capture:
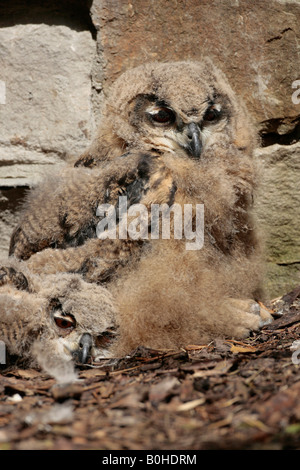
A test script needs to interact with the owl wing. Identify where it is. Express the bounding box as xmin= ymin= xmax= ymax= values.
xmin=0 ymin=266 xmax=29 ymax=291
xmin=9 ymin=153 xmax=148 ymax=259
xmin=9 ymin=151 xmax=174 ymax=281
